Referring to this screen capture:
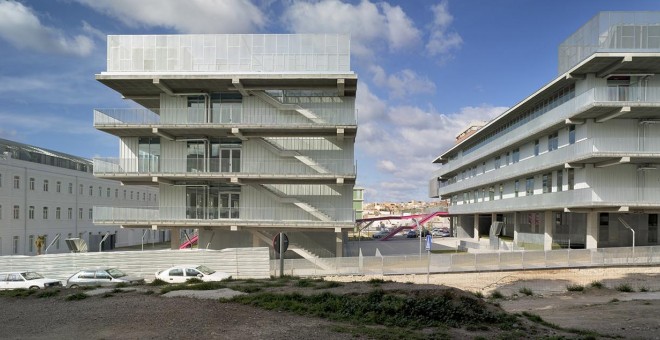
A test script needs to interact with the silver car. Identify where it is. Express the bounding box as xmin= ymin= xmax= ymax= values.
xmin=66 ymin=268 xmax=144 ymax=288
